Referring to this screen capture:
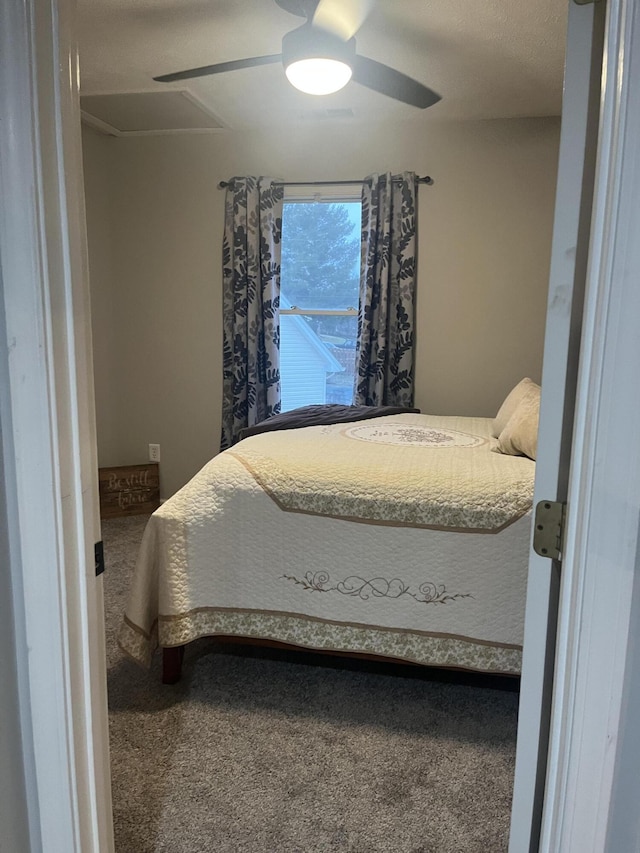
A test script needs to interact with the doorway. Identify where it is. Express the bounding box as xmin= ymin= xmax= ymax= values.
xmin=5 ymin=0 xmax=640 ymax=848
